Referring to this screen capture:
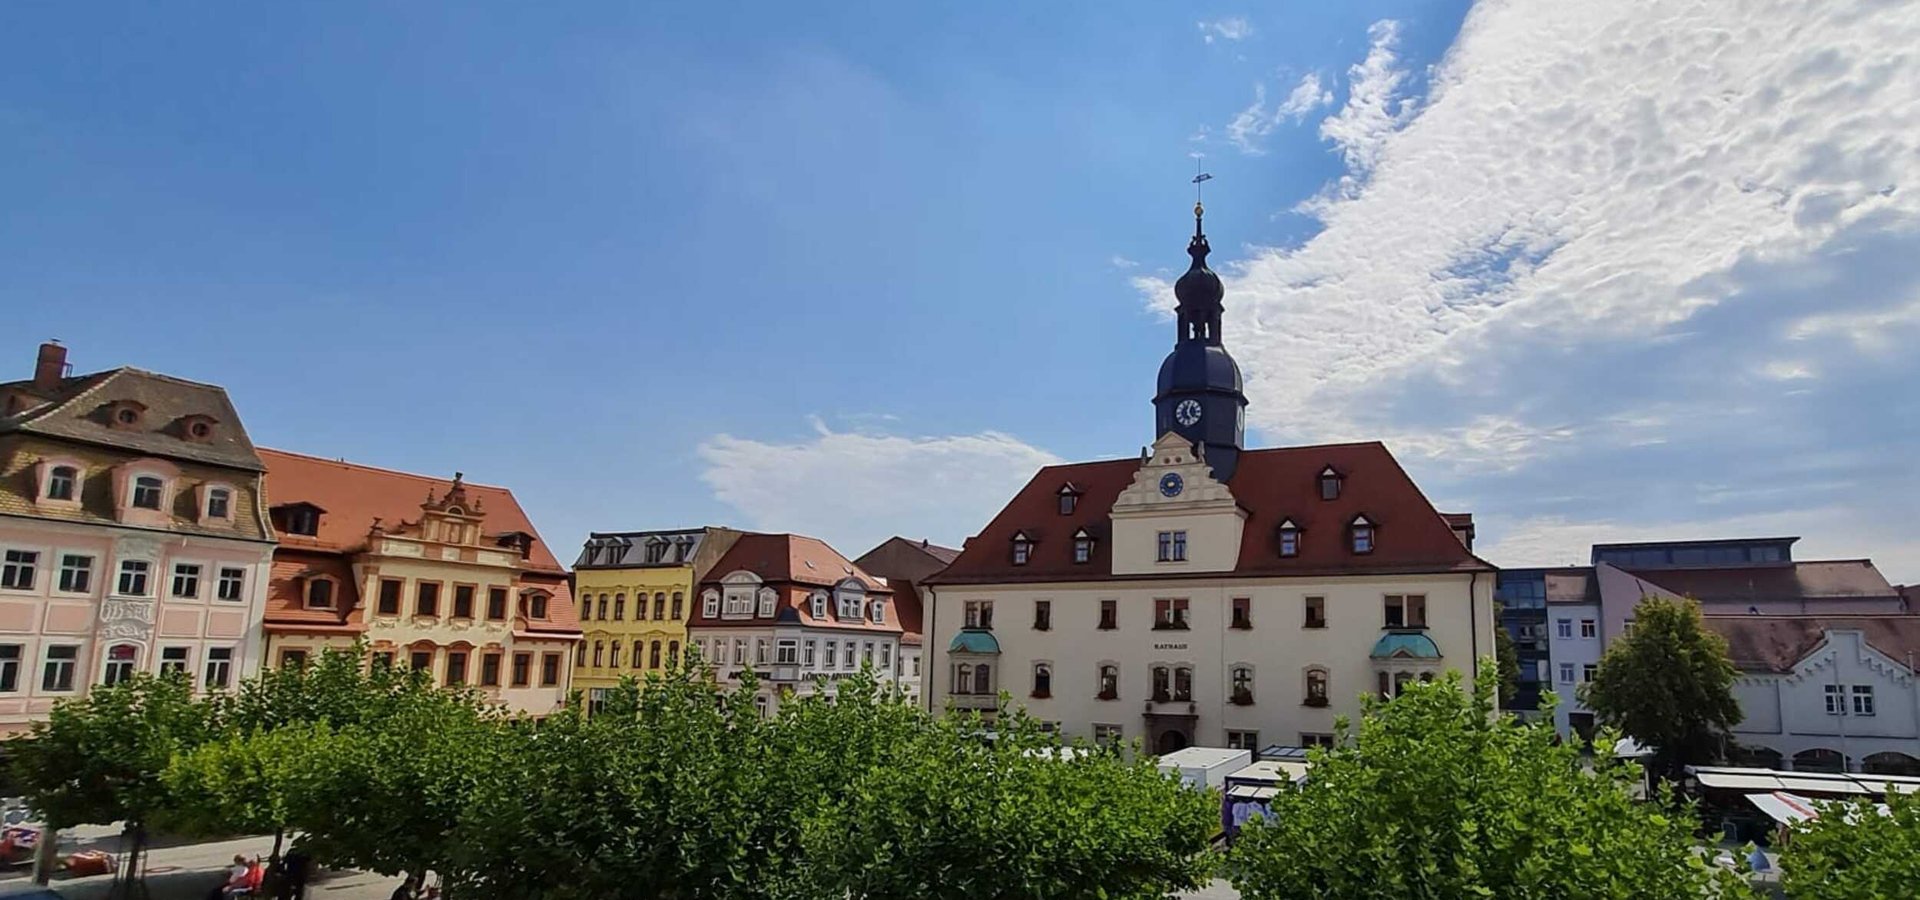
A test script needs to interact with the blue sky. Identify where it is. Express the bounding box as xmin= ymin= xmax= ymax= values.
xmin=4 ymin=1 xmax=1917 ymax=581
